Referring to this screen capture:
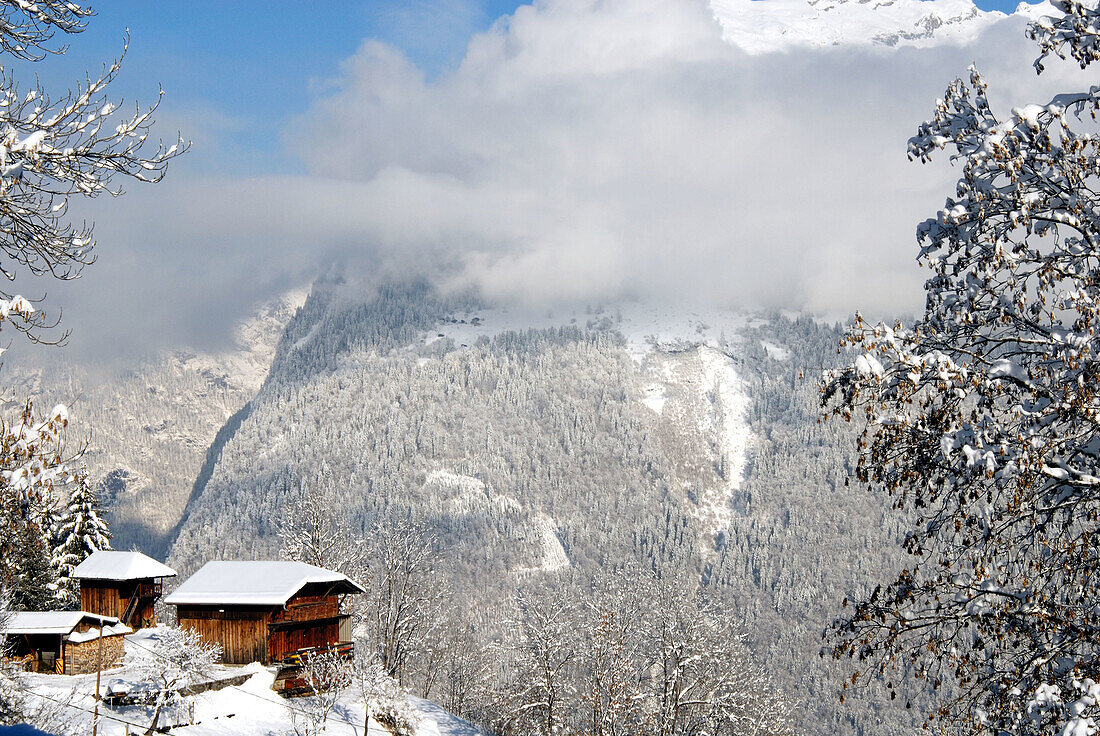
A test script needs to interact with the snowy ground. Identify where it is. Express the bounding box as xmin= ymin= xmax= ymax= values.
xmin=421 ymin=301 xmax=749 ymax=364
xmin=17 ymin=629 xmax=483 ymax=736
